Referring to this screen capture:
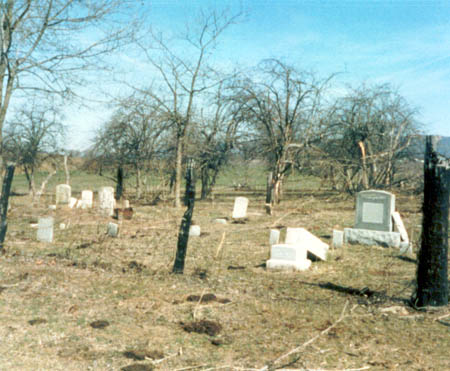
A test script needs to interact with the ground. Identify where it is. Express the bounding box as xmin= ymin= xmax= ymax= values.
xmin=0 ymin=174 xmax=449 ymax=370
